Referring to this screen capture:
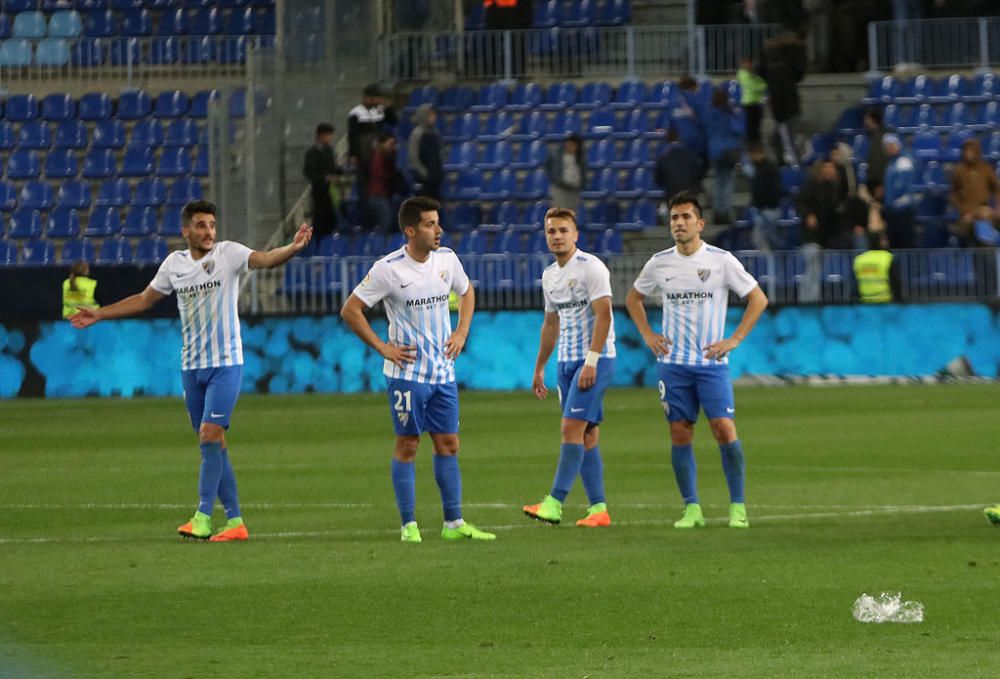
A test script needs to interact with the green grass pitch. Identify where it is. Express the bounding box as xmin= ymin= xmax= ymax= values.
xmin=2 ymin=384 xmax=1000 ymax=678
